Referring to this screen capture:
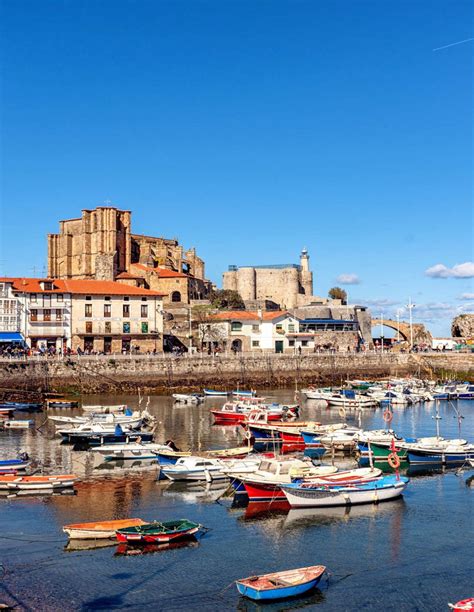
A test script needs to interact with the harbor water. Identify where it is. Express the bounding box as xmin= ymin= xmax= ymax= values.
xmin=0 ymin=391 xmax=473 ymax=611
